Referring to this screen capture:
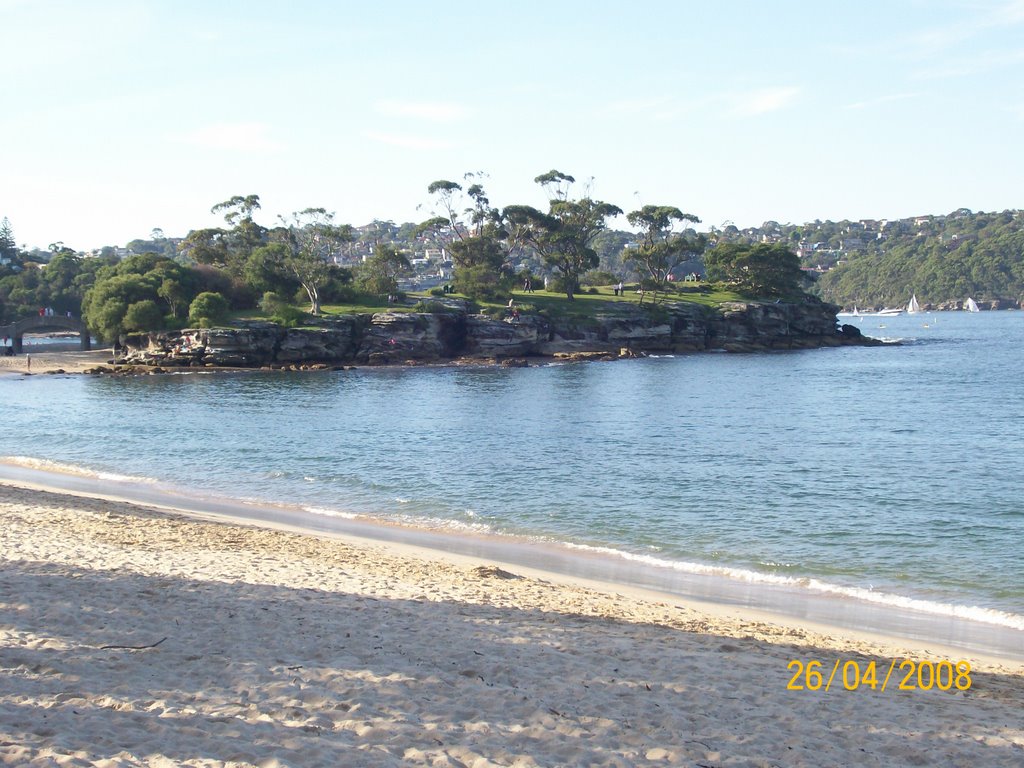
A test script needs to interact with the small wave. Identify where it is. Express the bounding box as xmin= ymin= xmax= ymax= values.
xmin=1 ymin=456 xmax=157 ymax=485
xmin=301 ymin=506 xmax=359 ymax=520
xmin=395 ymin=497 xmax=411 ymax=504
xmin=562 ymin=542 xmax=1024 ymax=631
xmin=390 ymin=513 xmax=493 ymax=535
